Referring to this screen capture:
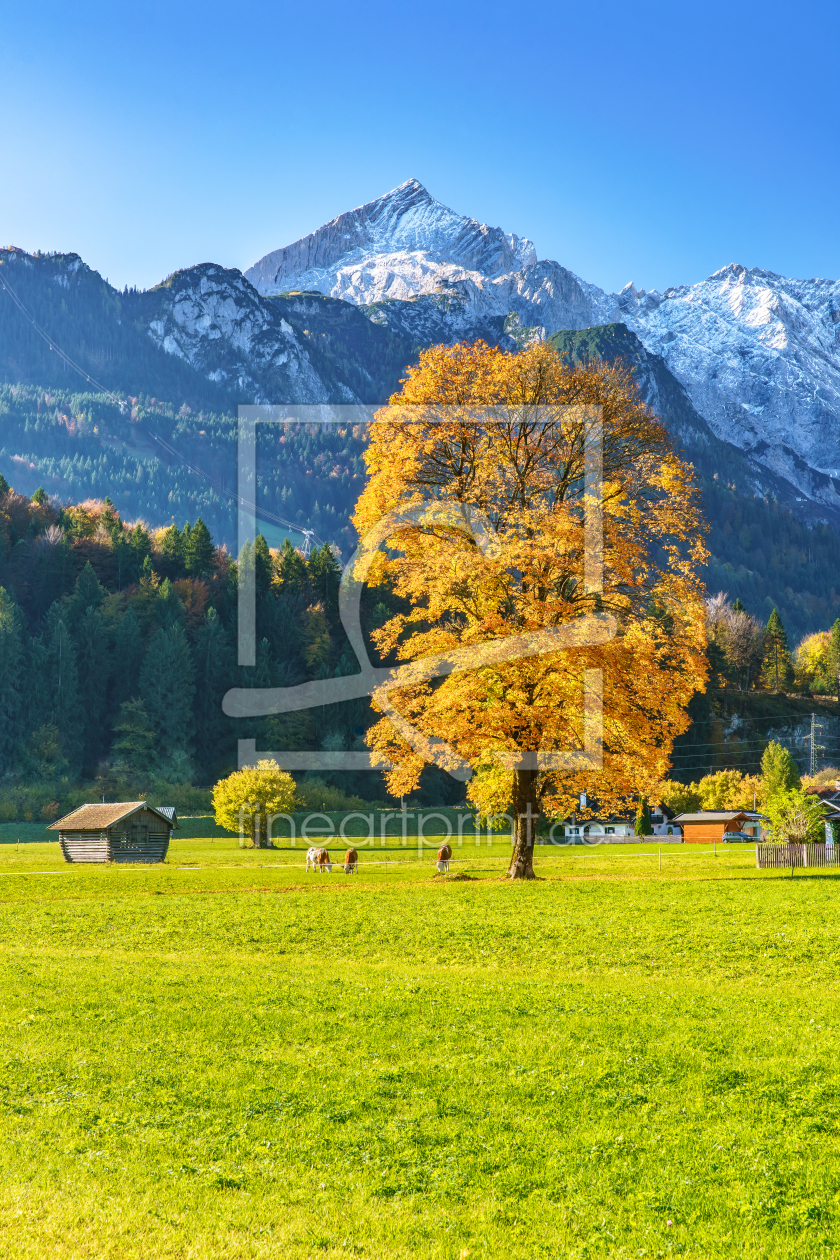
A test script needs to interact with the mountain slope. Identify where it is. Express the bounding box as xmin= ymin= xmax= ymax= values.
xmin=0 ymin=248 xmax=416 ymax=407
